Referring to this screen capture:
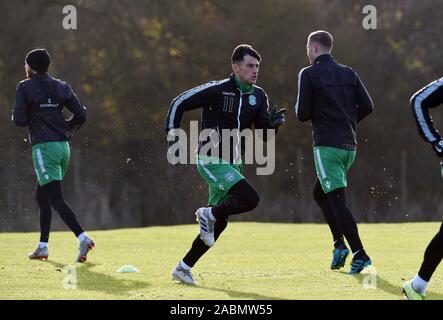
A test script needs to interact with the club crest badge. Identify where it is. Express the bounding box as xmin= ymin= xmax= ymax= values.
xmin=249 ymin=95 xmax=257 ymax=106
xmin=225 ymin=172 xmax=236 ymax=182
